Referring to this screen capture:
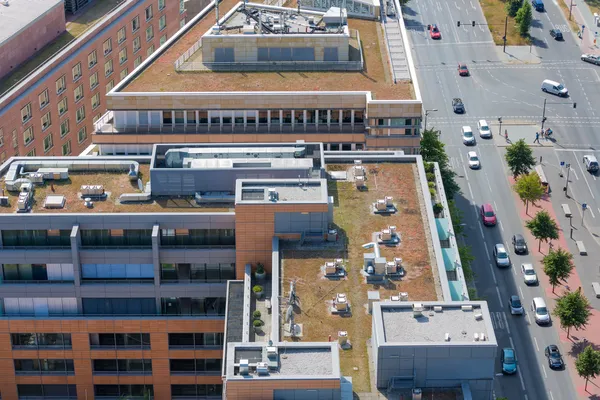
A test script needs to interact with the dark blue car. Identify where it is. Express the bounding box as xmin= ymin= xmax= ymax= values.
xmin=532 ymin=0 xmax=544 ymax=11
